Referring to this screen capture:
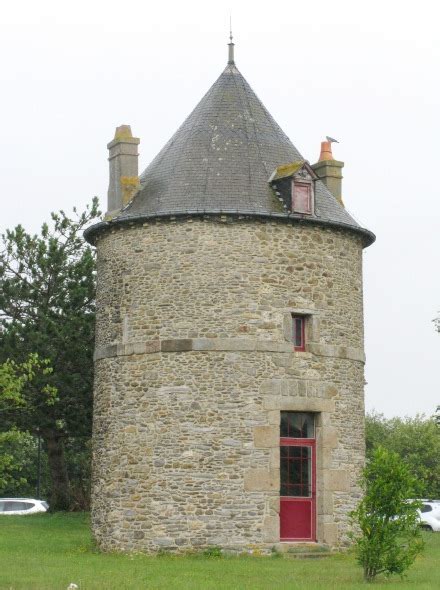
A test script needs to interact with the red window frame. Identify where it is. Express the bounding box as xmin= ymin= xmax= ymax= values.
xmin=292 ymin=181 xmax=312 ymax=214
xmin=292 ymin=314 xmax=306 ymax=351
xmin=280 ymin=437 xmax=317 ymax=541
